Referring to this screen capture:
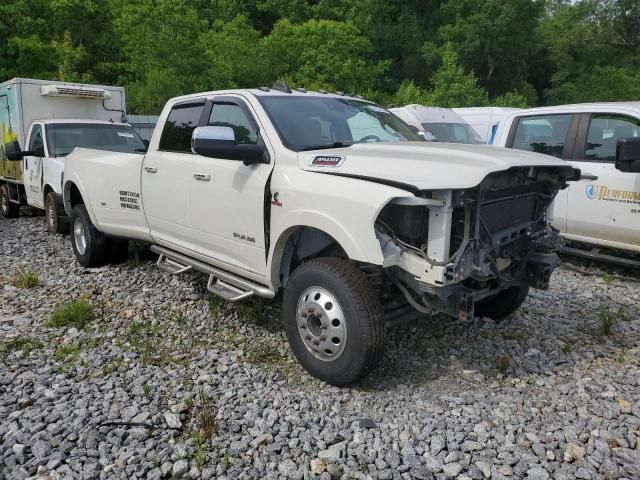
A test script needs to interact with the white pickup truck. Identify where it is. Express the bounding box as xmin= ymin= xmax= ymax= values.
xmin=63 ymin=84 xmax=578 ymax=385
xmin=493 ymin=103 xmax=640 ymax=265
